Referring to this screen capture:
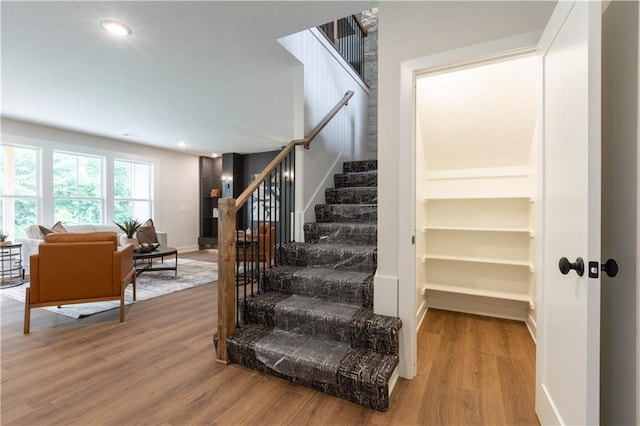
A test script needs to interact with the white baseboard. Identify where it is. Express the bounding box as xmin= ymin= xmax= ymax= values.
xmin=388 ymin=365 xmax=399 ymax=397
xmin=294 ymin=211 xmax=305 ymax=242
xmin=425 ymin=290 xmax=529 ymax=322
xmin=416 ymin=298 xmax=428 ymax=331
xmin=177 ymin=245 xmax=200 ymax=253
xmin=526 ymin=306 xmax=537 ymax=344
